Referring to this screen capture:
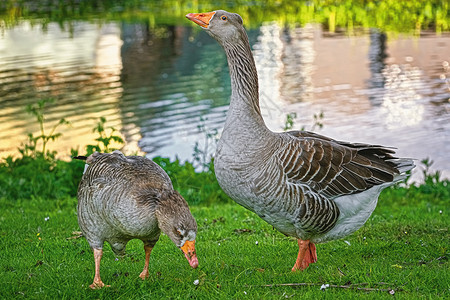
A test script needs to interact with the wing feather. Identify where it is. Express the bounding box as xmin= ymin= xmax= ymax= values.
xmin=278 ymin=130 xmax=408 ymax=198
